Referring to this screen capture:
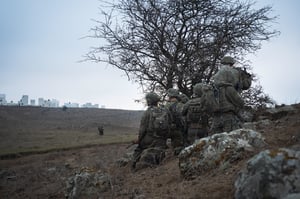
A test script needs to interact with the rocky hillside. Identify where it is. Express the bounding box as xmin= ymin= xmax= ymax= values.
xmin=0 ymin=104 xmax=299 ymax=198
